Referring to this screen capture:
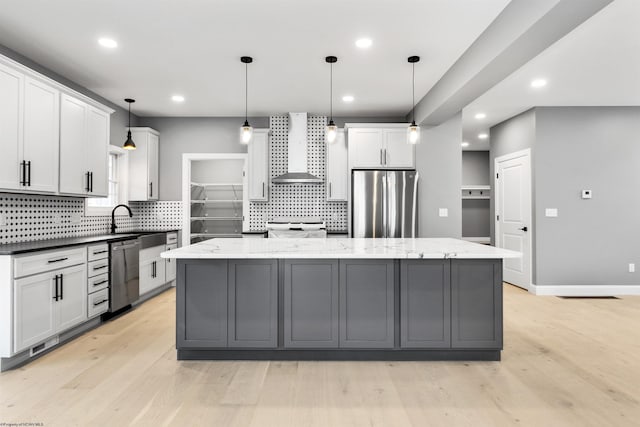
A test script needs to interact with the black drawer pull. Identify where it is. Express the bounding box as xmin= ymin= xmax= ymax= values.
xmin=93 ymin=265 xmax=108 ymax=270
xmin=93 ymin=299 xmax=108 ymax=307
xmin=48 ymin=257 xmax=68 ymax=264
xmin=93 ymin=250 xmax=108 ymax=255
xmin=93 ymin=280 xmax=108 ymax=286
